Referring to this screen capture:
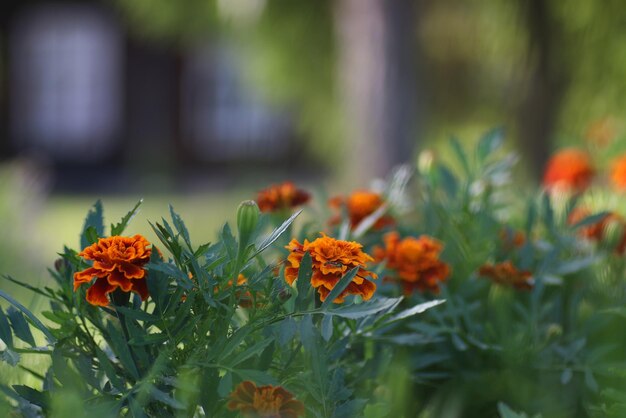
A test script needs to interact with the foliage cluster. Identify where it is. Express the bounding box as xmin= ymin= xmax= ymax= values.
xmin=1 ymin=130 xmax=626 ymax=417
